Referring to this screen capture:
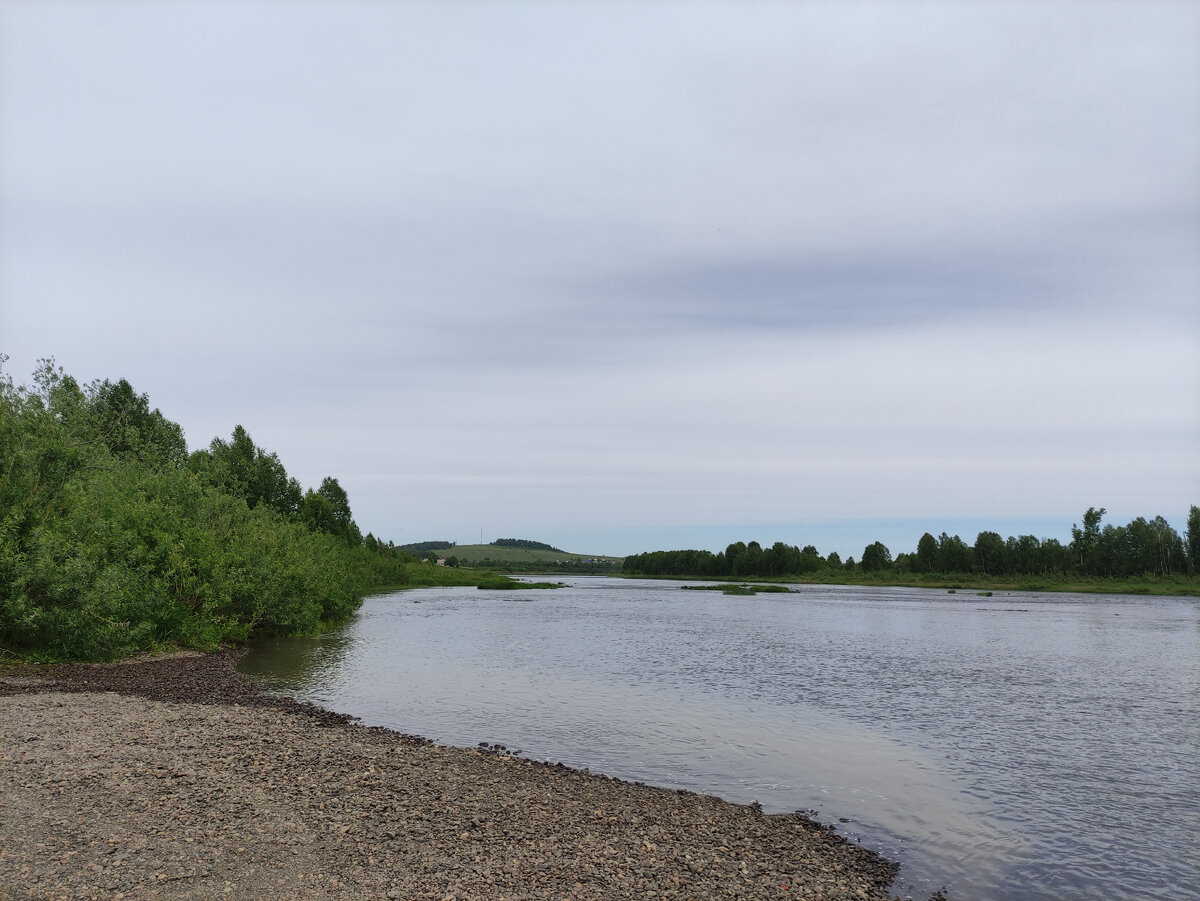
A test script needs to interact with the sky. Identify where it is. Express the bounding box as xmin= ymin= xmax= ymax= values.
xmin=2 ymin=1 xmax=1198 ymax=559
